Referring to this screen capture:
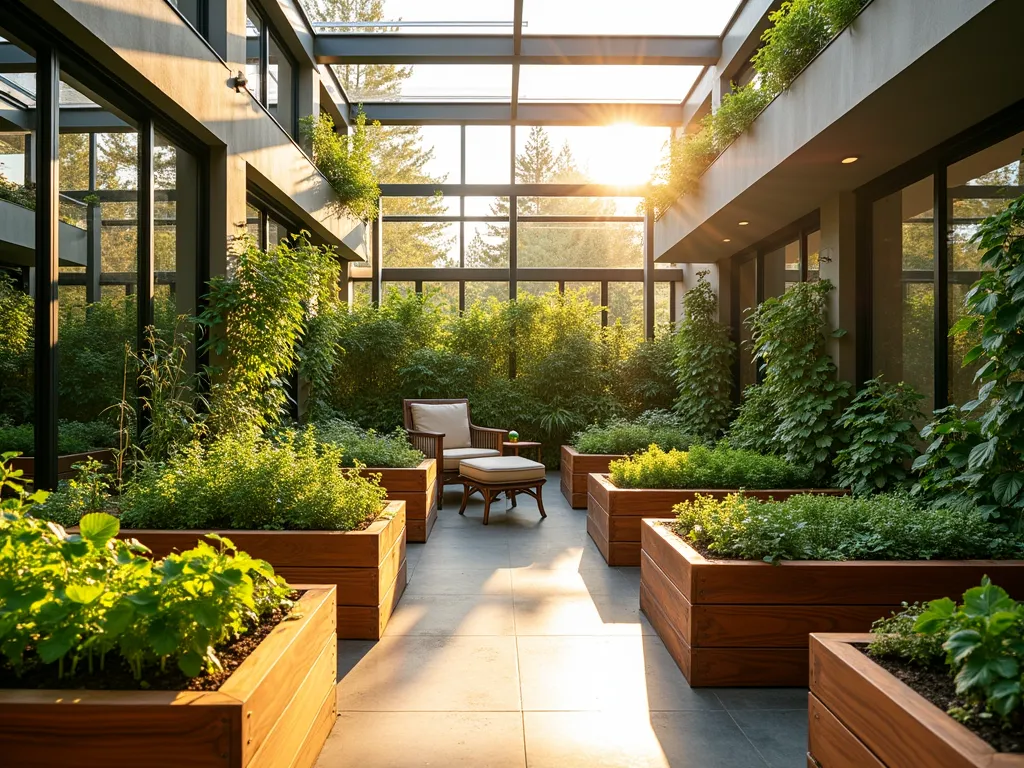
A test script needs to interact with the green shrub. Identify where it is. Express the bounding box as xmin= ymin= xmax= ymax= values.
xmin=673 ymin=271 xmax=735 ymax=440
xmin=0 ymin=173 xmax=35 ymax=210
xmin=673 ymin=493 xmax=1023 ymax=564
xmin=868 ymin=603 xmax=945 ymax=668
xmin=301 ymin=109 xmax=380 ymax=221
xmin=834 ymin=376 xmax=924 ymax=495
xmin=609 ymin=444 xmax=812 ymax=490
xmin=314 ymin=418 xmax=424 ymax=468
xmin=610 ymin=332 xmax=678 ymax=416
xmin=34 ymin=459 xmax=117 ymax=530
xmin=0 ymin=419 xmax=117 ymax=456
xmin=573 ymin=411 xmax=694 ymax=456
xmin=119 ymin=429 xmax=386 ymax=532
xmin=0 ymin=457 xmax=293 ymax=683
